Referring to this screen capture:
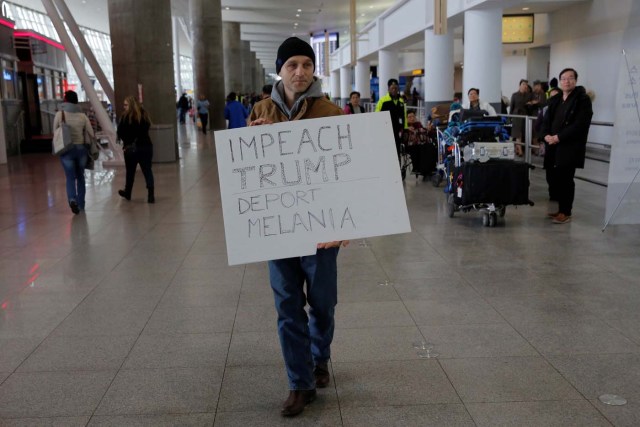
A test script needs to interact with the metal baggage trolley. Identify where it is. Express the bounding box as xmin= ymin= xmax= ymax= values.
xmin=445 ymin=141 xmax=534 ymax=227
